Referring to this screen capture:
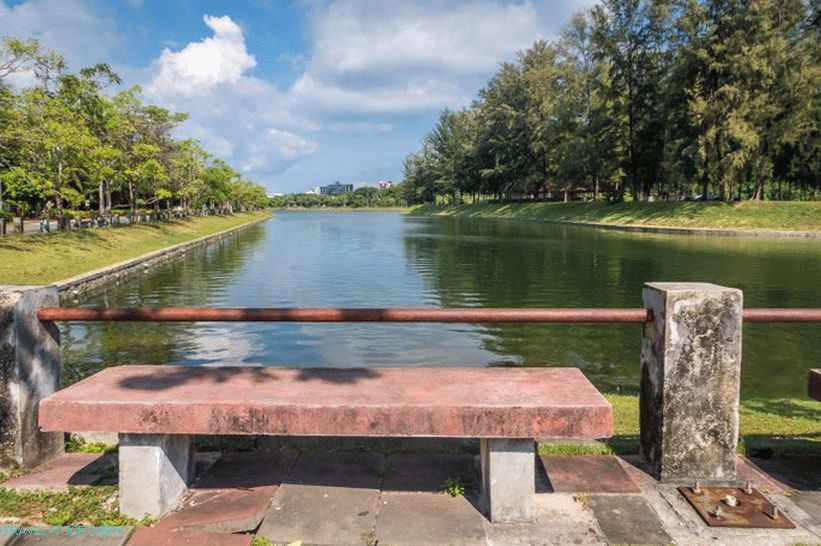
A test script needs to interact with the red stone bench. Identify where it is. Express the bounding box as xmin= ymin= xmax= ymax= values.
xmin=810 ymin=369 xmax=821 ymax=402
xmin=39 ymin=365 xmax=612 ymax=522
